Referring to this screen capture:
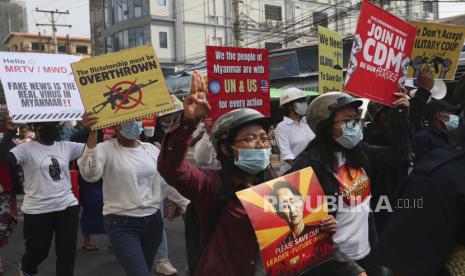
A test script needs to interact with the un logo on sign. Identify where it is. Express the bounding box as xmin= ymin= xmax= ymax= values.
xmin=209 ymin=80 xmax=221 ymax=94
